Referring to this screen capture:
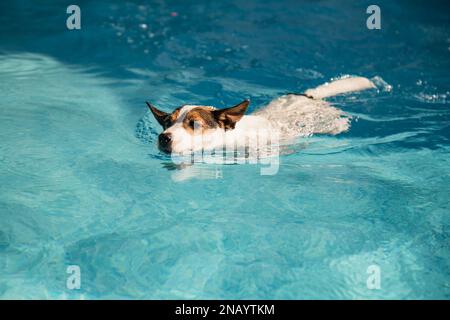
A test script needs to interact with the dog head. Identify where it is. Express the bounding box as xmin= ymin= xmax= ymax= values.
xmin=147 ymin=100 xmax=249 ymax=153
